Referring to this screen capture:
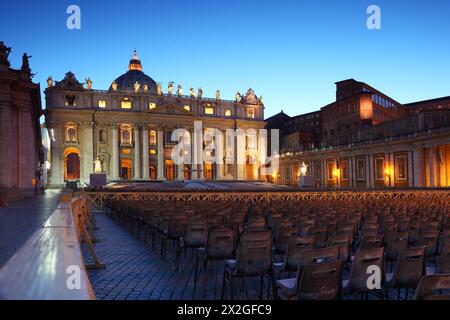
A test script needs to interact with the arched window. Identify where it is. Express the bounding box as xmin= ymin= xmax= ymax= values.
xmin=149 ymin=130 xmax=157 ymax=145
xmin=121 ymin=126 xmax=133 ymax=145
xmin=65 ymin=123 xmax=78 ymax=143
